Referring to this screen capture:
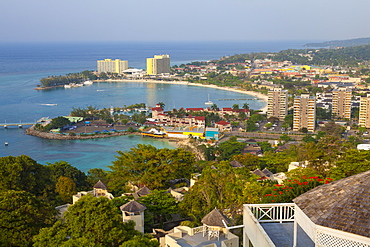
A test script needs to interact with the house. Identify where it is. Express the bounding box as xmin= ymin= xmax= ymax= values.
xmin=243 ymin=170 xmax=370 ymax=247
xmin=215 ymin=120 xmax=231 ymax=132
xmin=230 ymin=159 xmax=244 ymax=168
xmin=72 ymin=180 xmax=114 ymax=204
xmin=120 ymin=200 xmax=147 ymax=233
